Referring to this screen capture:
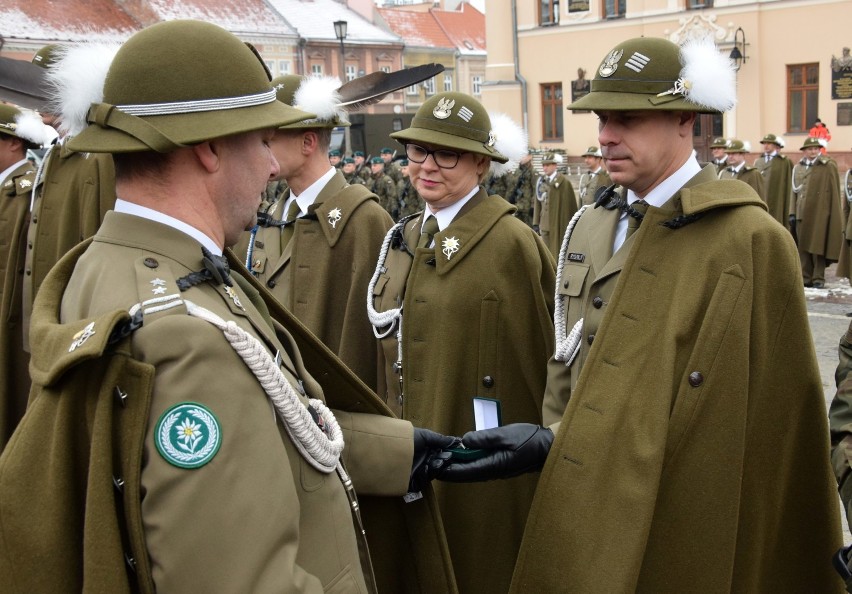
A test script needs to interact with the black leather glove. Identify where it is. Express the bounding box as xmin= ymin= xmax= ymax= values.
xmin=439 ymin=423 xmax=553 ymax=483
xmin=409 ymin=427 xmax=460 ymax=493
